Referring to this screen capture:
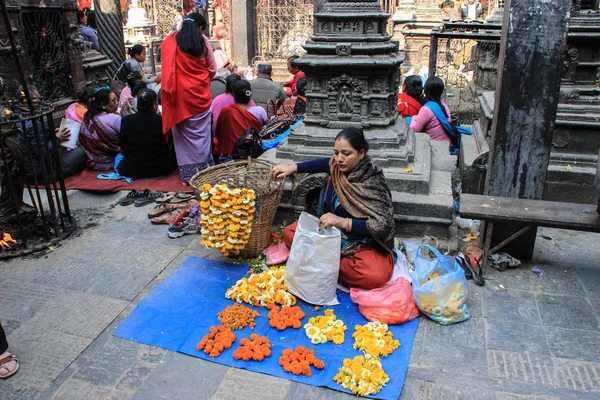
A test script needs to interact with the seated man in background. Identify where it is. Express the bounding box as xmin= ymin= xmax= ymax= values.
xmin=250 ymin=63 xmax=287 ymax=117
